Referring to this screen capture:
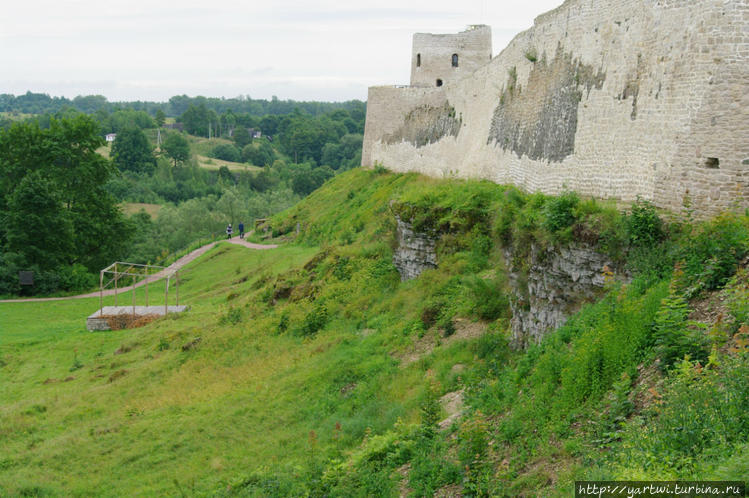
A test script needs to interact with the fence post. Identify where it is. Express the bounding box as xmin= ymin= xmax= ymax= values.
xmin=114 ymin=265 xmax=118 ymax=307
xmin=132 ymin=275 xmax=136 ymax=320
xmin=165 ymin=276 xmax=169 ymax=316
xmin=99 ymin=270 xmax=104 ymax=317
